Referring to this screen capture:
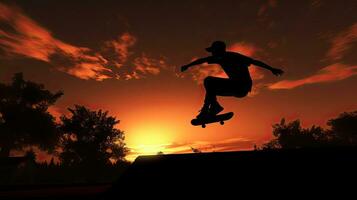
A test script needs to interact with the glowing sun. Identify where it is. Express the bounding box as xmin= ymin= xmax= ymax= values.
xmin=127 ymin=123 xmax=174 ymax=157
